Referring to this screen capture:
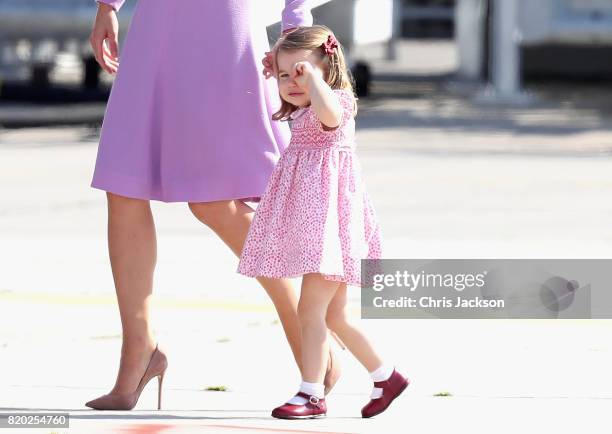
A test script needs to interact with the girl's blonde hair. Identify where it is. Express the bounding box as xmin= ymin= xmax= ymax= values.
xmin=272 ymin=25 xmax=357 ymax=121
